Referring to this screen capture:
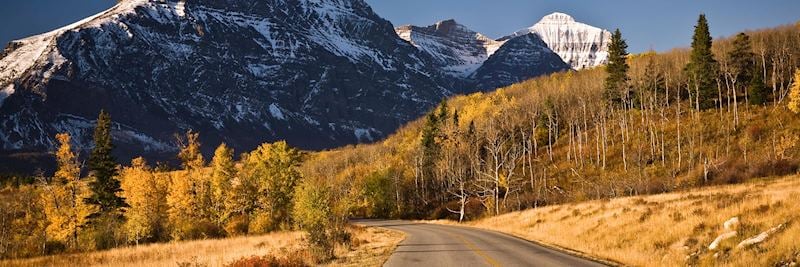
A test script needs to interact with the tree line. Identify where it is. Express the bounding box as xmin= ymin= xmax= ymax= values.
xmin=0 ymin=110 xmax=348 ymax=260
